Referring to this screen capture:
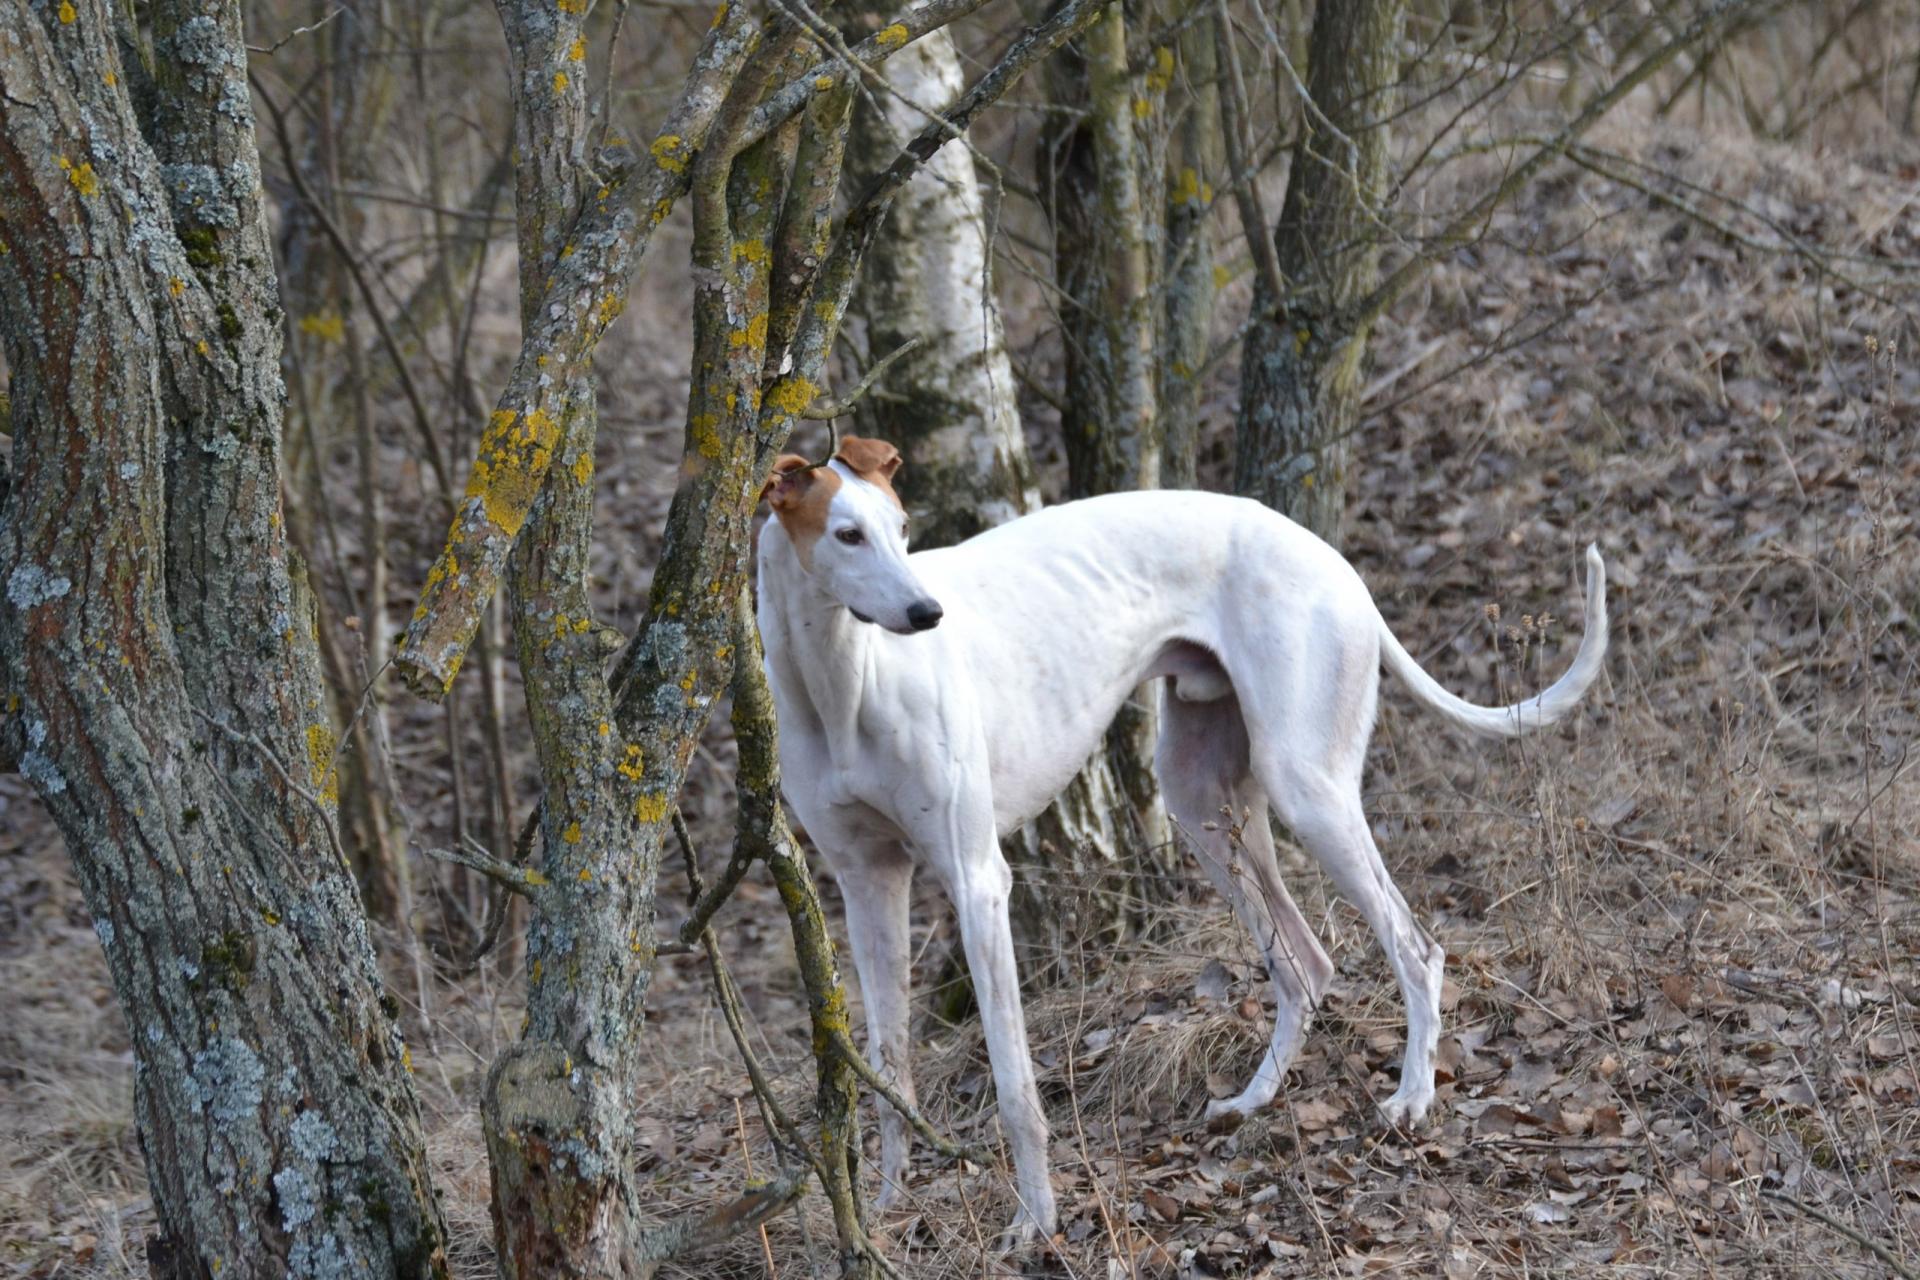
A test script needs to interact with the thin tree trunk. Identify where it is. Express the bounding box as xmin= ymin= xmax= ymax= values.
xmin=480 ymin=4 xmax=660 ymax=1272
xmin=1160 ymin=14 xmax=1223 ymax=489
xmin=0 ymin=5 xmax=445 ymax=1274
xmin=1232 ymin=0 xmax=1406 ymax=544
xmin=1039 ymin=6 xmax=1173 ymax=874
